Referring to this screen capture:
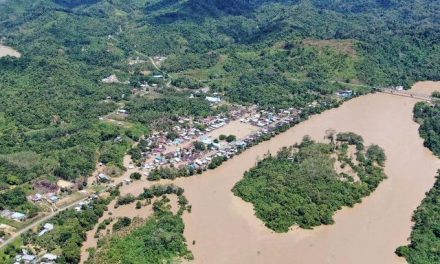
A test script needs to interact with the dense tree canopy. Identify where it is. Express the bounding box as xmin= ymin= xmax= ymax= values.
xmin=396 ymin=171 xmax=440 ymax=264
xmin=414 ymin=101 xmax=440 ymax=157
xmin=86 ymin=211 xmax=192 ymax=264
xmin=0 ymin=0 xmax=437 ymax=189
xmin=233 ymin=135 xmax=387 ymax=231
xmin=395 ymin=100 xmax=440 ymax=263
